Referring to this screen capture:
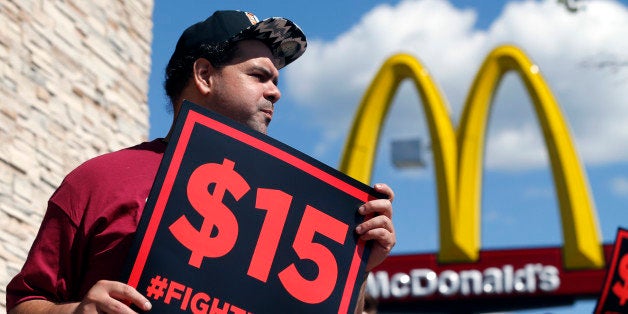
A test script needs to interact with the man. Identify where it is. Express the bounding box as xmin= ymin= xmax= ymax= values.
xmin=7 ymin=10 xmax=395 ymax=313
